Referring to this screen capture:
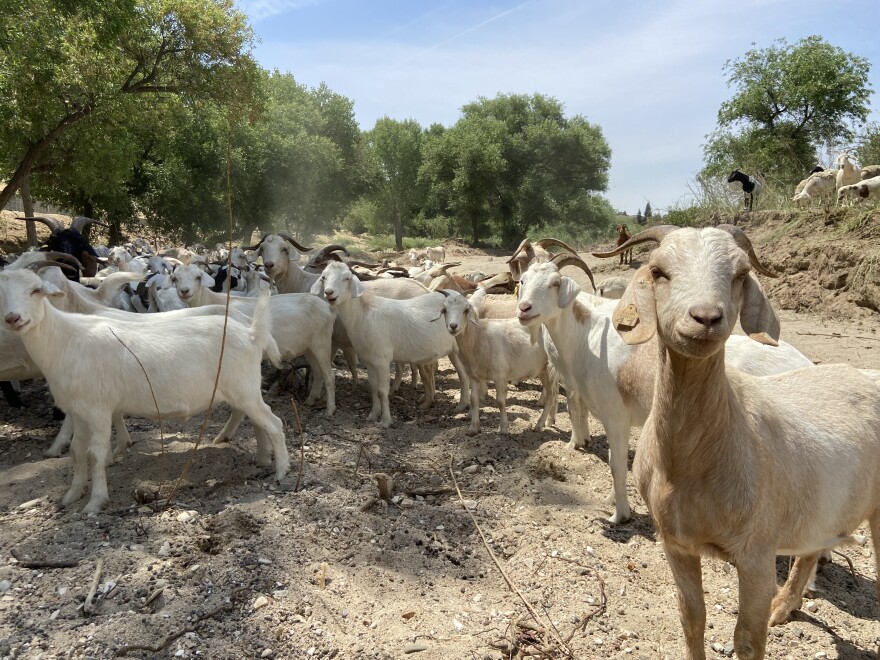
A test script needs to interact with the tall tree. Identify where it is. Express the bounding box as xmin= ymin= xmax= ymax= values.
xmin=702 ymin=36 xmax=871 ymax=182
xmin=365 ymin=117 xmax=424 ymax=250
xmin=644 ymin=201 xmax=652 ymax=219
xmin=0 ymin=0 xmax=257 ymax=211
xmin=856 ymin=123 xmax=880 ymax=168
xmin=420 ymin=93 xmax=612 ymax=247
